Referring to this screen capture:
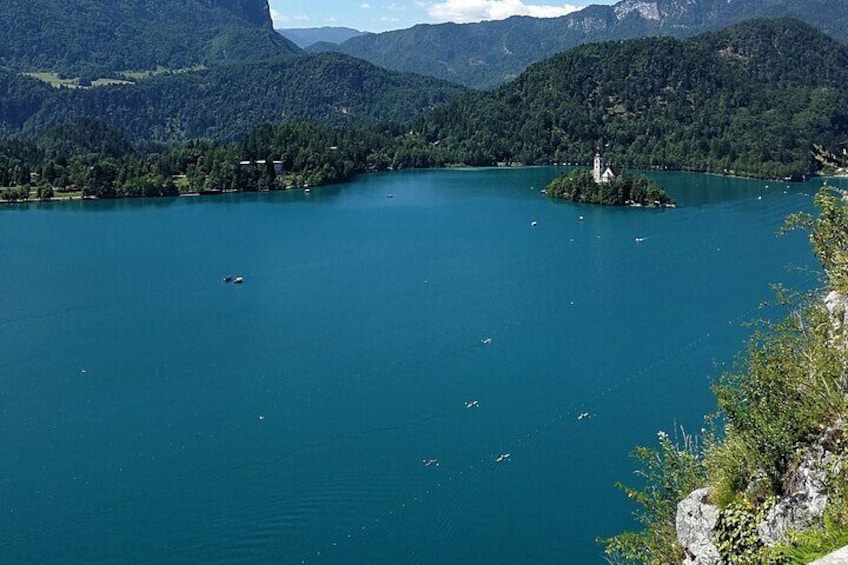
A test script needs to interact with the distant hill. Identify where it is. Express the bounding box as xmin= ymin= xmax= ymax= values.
xmin=279 ymin=27 xmax=367 ymax=49
xmin=0 ymin=0 xmax=300 ymax=76
xmin=312 ymin=0 xmax=848 ymax=88
xmin=20 ymin=54 xmax=467 ymax=143
xmin=417 ymin=18 xmax=848 ymax=178
xmin=3 ymin=18 xmax=848 ymax=199
xmin=3 ymin=17 xmax=846 ymax=182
